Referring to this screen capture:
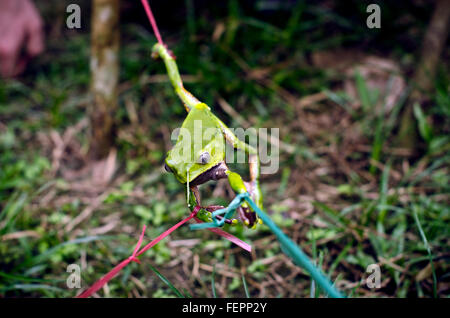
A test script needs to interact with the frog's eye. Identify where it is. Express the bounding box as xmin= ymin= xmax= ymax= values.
xmin=164 ymin=163 xmax=173 ymax=173
xmin=198 ymin=152 xmax=210 ymax=165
